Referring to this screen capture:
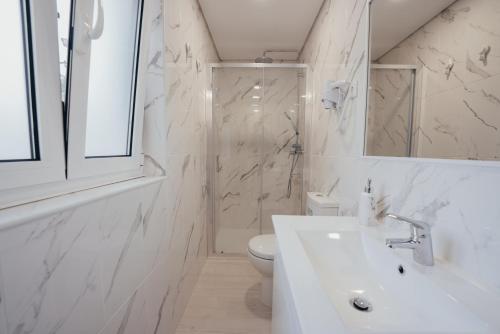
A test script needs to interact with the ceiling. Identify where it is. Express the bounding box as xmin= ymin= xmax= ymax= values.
xmin=371 ymin=0 xmax=456 ymax=60
xmin=198 ymin=0 xmax=325 ymax=61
